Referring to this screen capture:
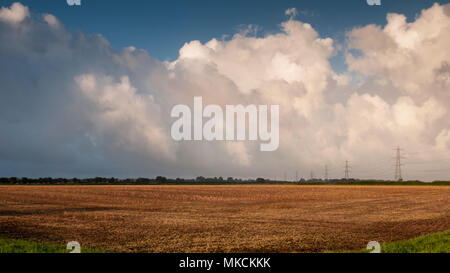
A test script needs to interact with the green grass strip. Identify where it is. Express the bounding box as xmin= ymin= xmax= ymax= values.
xmin=0 ymin=238 xmax=102 ymax=253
